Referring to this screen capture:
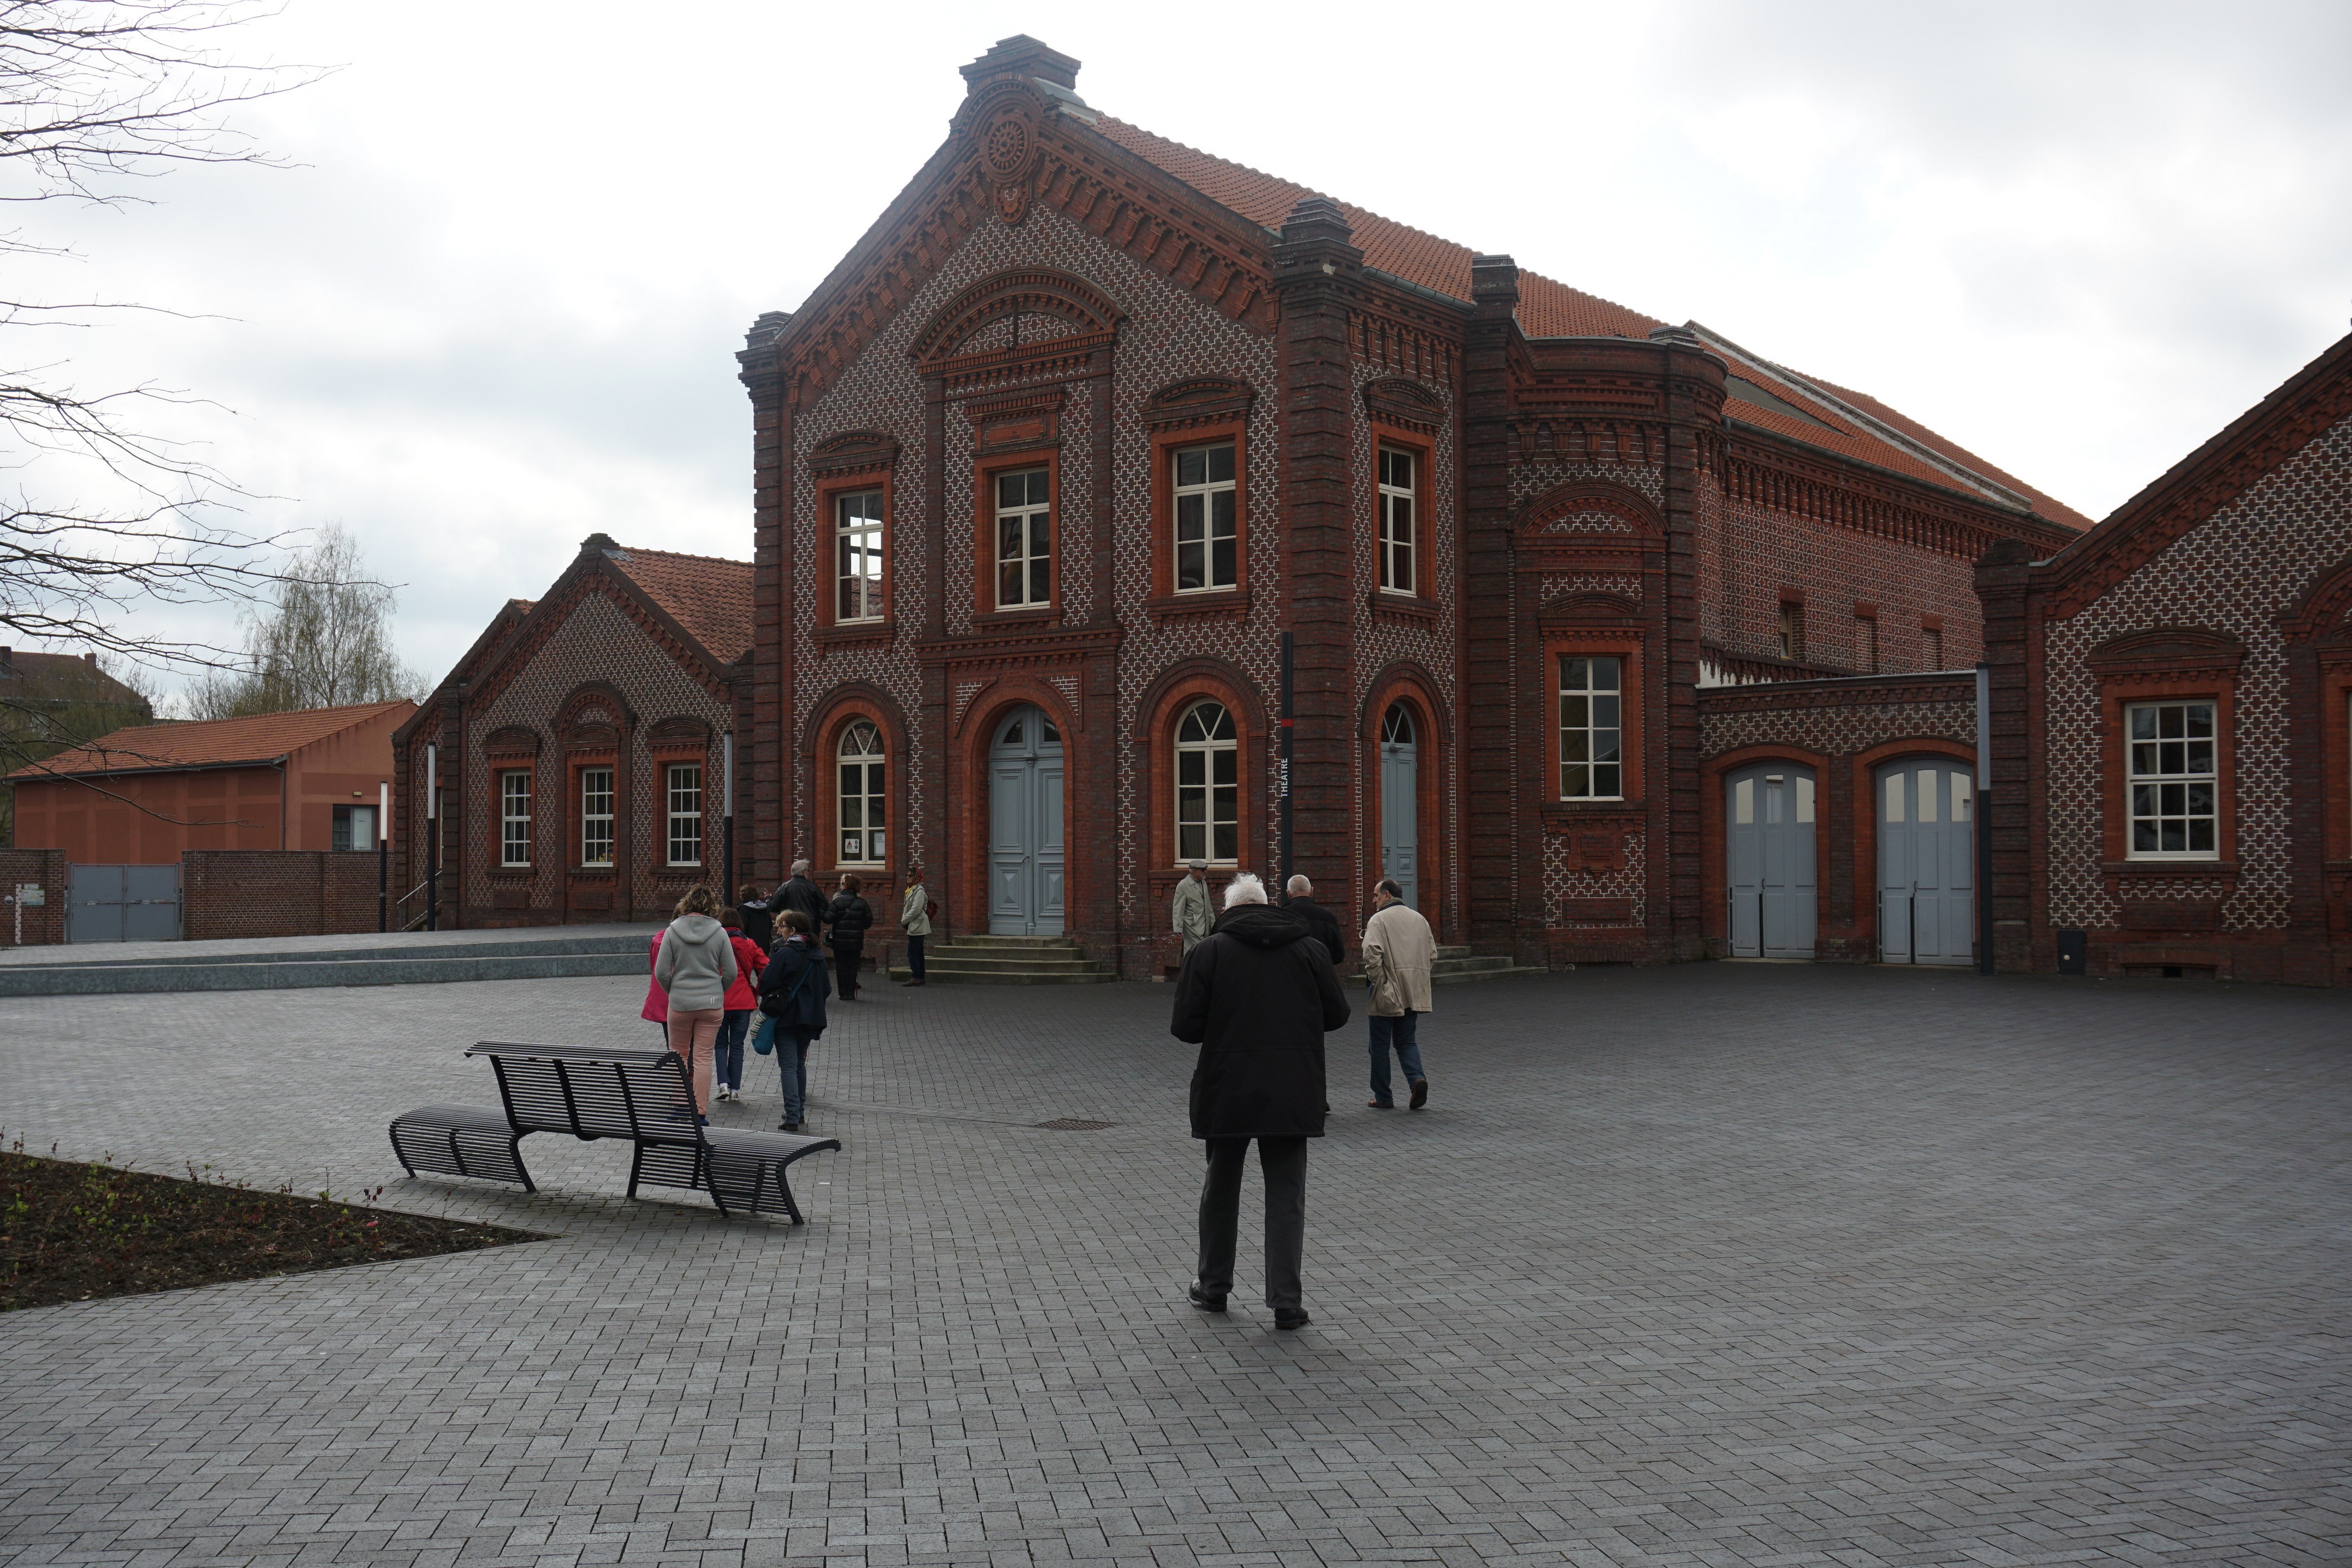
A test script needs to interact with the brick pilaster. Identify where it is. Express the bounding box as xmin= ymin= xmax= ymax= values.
xmin=1269 ymin=198 xmax=1364 ymax=896
xmin=1460 ymin=255 xmax=1518 ymax=950
xmin=1974 ymin=542 xmax=2037 ymax=971
xmin=739 ymin=311 xmax=791 ymax=886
